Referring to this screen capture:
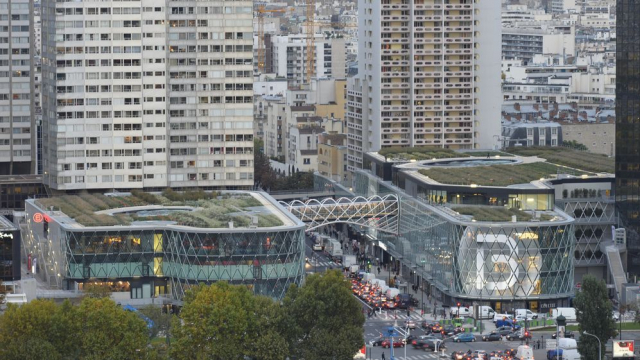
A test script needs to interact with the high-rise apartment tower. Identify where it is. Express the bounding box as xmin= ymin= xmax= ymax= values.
xmin=0 ymin=0 xmax=36 ymax=175
xmin=346 ymin=0 xmax=501 ymax=172
xmin=41 ymin=0 xmax=254 ymax=190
